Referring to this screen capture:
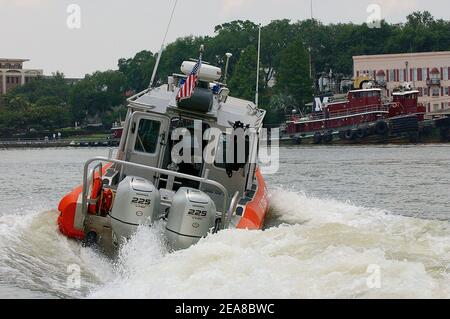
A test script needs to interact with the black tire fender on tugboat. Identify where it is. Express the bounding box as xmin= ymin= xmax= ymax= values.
xmin=344 ymin=129 xmax=355 ymax=140
xmin=293 ymin=136 xmax=302 ymax=145
xmin=375 ymin=120 xmax=389 ymax=136
xmin=313 ymin=132 xmax=322 ymax=144
xmin=440 ymin=127 xmax=450 ymax=142
xmin=323 ymin=131 xmax=333 ymax=143
xmin=356 ymin=127 xmax=368 ymax=139
xmin=408 ymin=131 xmax=419 ymax=144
